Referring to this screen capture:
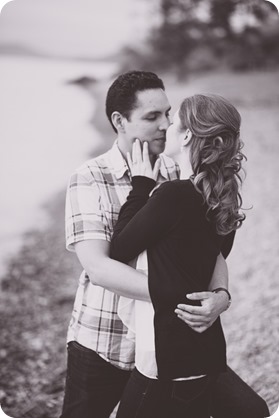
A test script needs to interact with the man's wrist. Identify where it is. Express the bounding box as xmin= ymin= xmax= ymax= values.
xmin=212 ymin=287 xmax=232 ymax=311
